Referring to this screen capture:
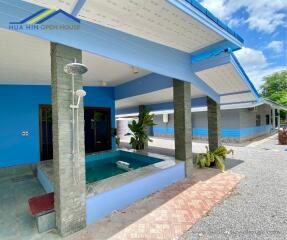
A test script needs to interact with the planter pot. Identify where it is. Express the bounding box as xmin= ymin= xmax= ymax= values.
xmin=278 ymin=129 xmax=287 ymax=145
